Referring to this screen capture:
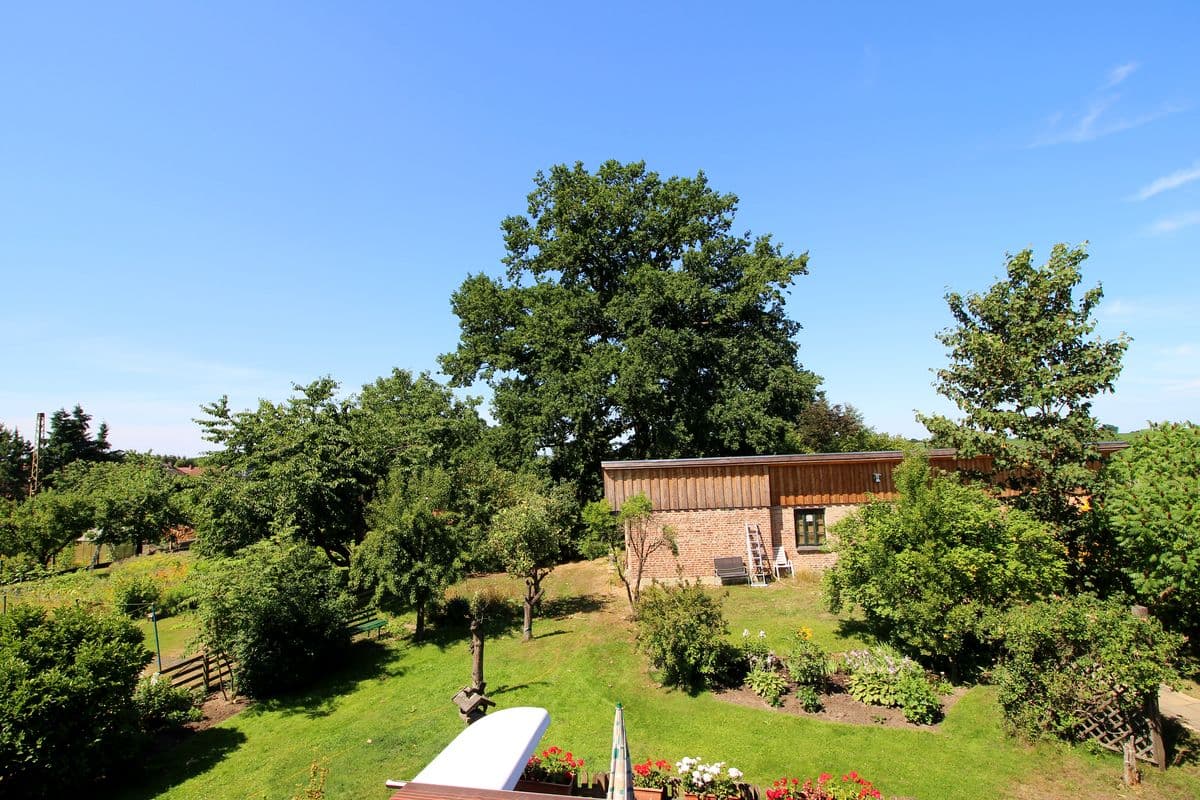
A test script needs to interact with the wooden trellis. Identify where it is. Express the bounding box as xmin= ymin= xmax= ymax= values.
xmin=1075 ymin=687 xmax=1166 ymax=769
